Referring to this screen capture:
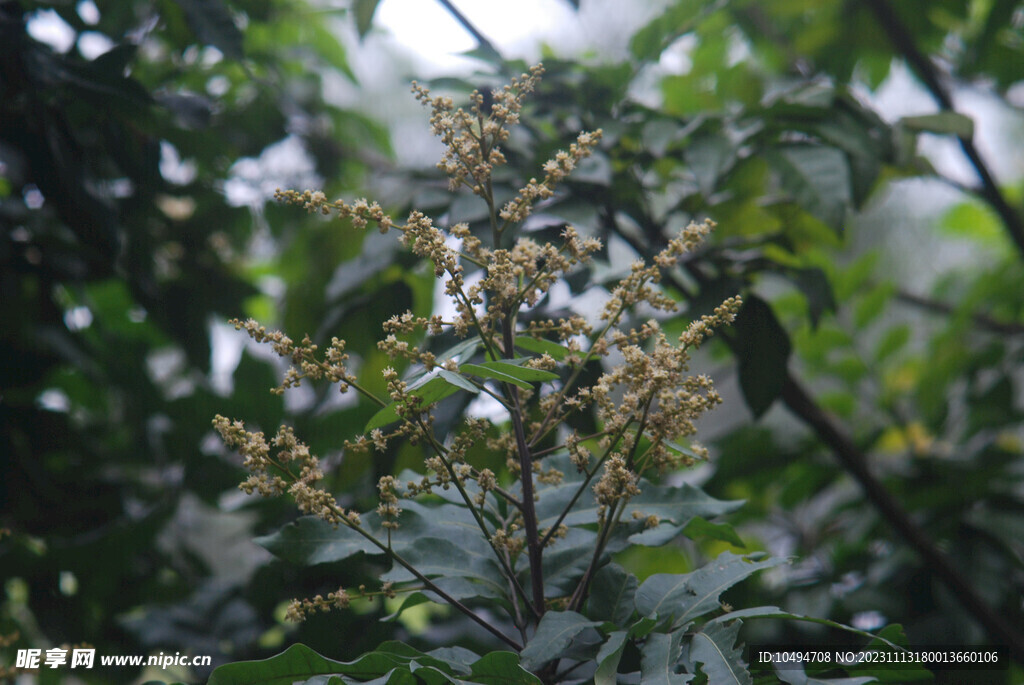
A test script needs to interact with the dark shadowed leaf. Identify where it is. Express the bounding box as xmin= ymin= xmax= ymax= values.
xmin=519 ymin=611 xmax=601 ymax=670
xmin=733 ymin=295 xmax=792 ymax=418
xmin=172 ymin=0 xmax=244 ymax=59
